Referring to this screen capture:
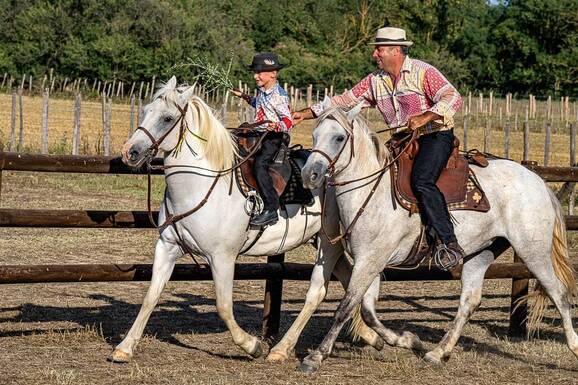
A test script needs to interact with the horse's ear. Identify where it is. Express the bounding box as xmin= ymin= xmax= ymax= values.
xmin=346 ymin=102 xmax=364 ymax=122
xmin=167 ymin=76 xmax=177 ymax=89
xmin=320 ymin=95 xmax=332 ymax=111
xmin=178 ymin=85 xmax=196 ymax=105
